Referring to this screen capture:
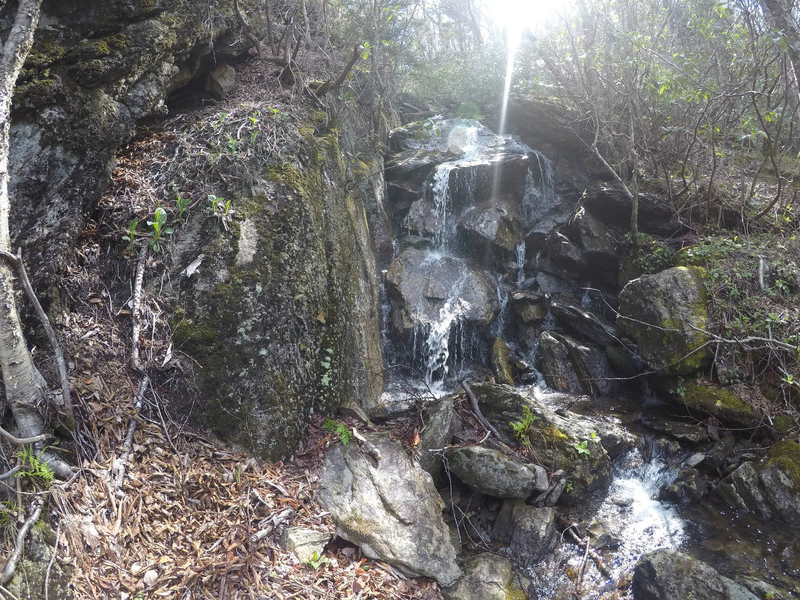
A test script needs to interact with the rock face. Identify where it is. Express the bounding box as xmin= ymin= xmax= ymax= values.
xmin=10 ymin=0 xmax=254 ymax=286
xmin=205 ymin=63 xmax=236 ymax=99
xmin=472 ymin=383 xmax=612 ymax=501
xmin=318 ymin=433 xmax=461 ymax=586
xmin=633 ymin=550 xmax=759 ymax=600
xmin=444 ymin=554 xmax=526 ymax=600
xmin=717 ymin=440 xmax=800 ymax=525
xmin=172 ymin=120 xmax=384 ymax=459
xmin=617 ymin=266 xmax=711 ymax=374
xmin=446 ymin=445 xmax=548 ymax=498
xmin=385 ymin=247 xmax=498 ymax=335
